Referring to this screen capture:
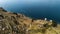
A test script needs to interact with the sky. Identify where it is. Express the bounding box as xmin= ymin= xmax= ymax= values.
xmin=0 ymin=0 xmax=49 ymax=7
xmin=0 ymin=0 xmax=60 ymax=10
xmin=0 ymin=0 xmax=58 ymax=3
xmin=0 ymin=0 xmax=58 ymax=5
xmin=0 ymin=0 xmax=60 ymax=4
xmin=0 ymin=0 xmax=46 ymax=3
xmin=0 ymin=0 xmax=60 ymax=9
